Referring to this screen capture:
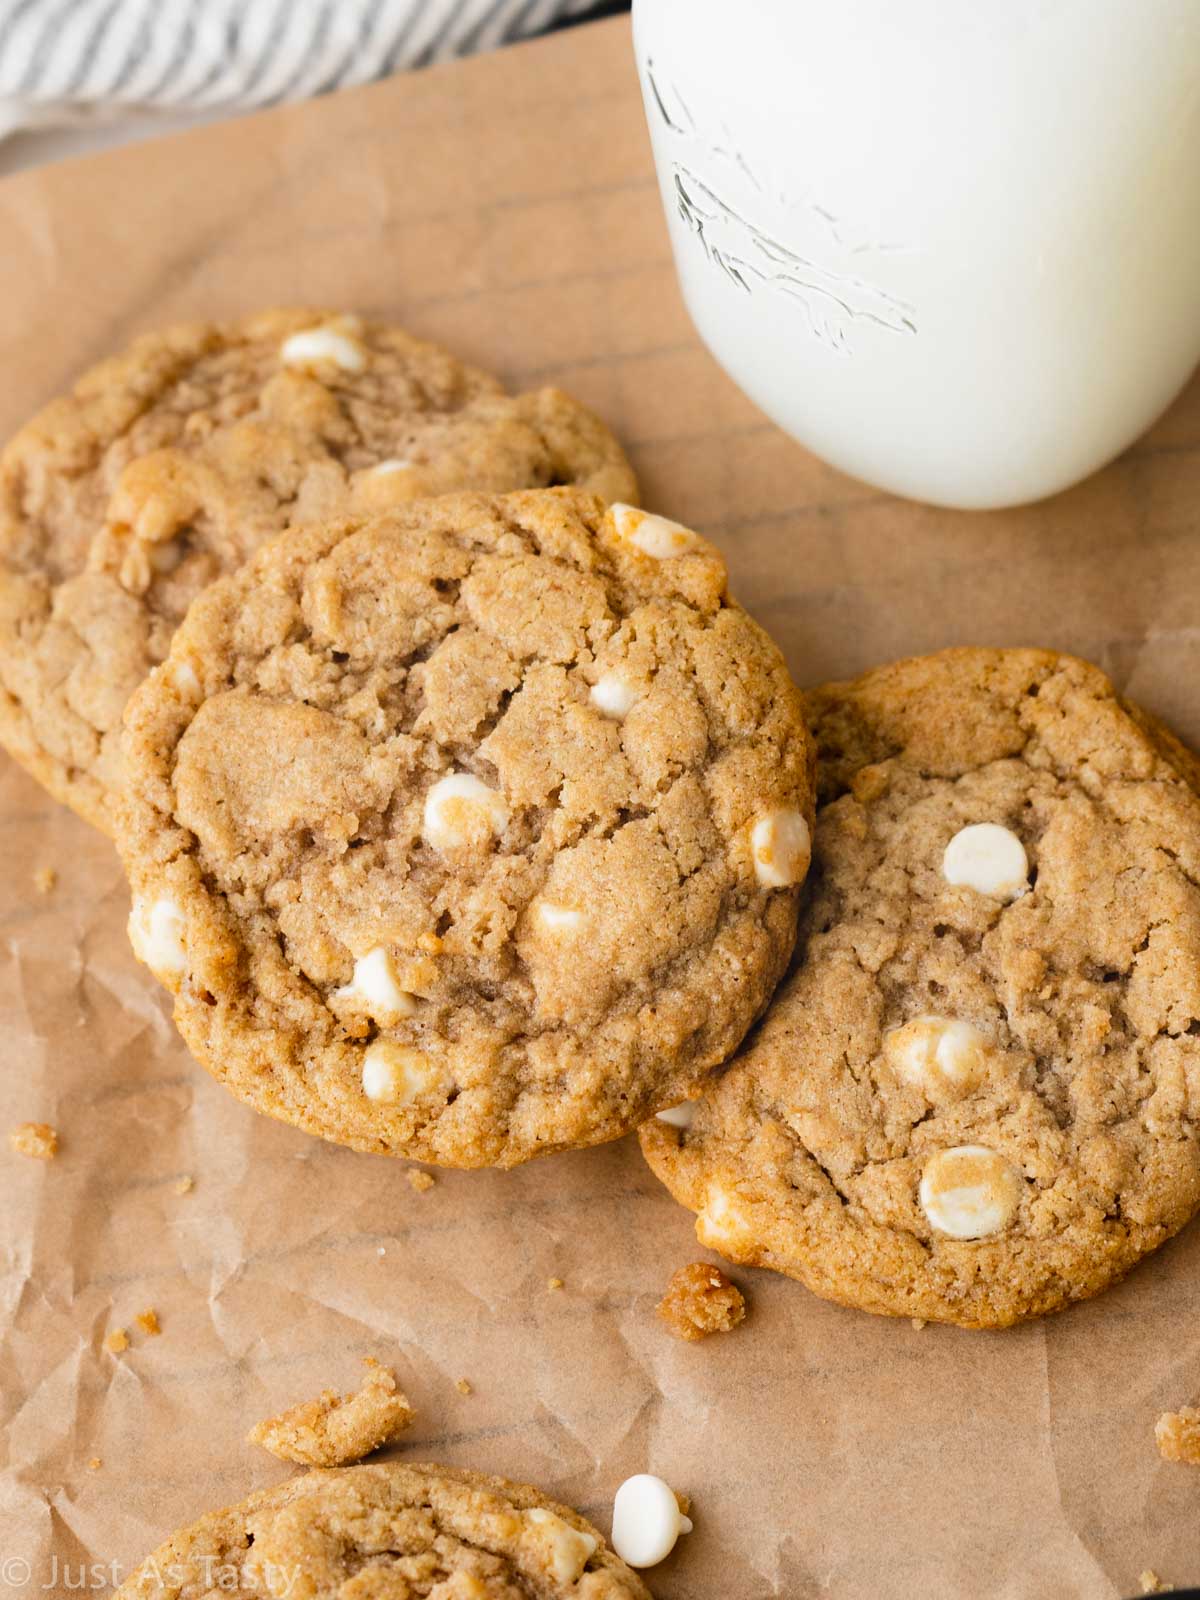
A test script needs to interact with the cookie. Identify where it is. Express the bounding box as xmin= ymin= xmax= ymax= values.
xmin=0 ymin=308 xmax=636 ymax=832
xmin=113 ymin=1462 xmax=652 ymax=1599
xmin=641 ymin=648 xmax=1200 ymax=1328
xmin=116 ymin=489 xmax=814 ymax=1169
